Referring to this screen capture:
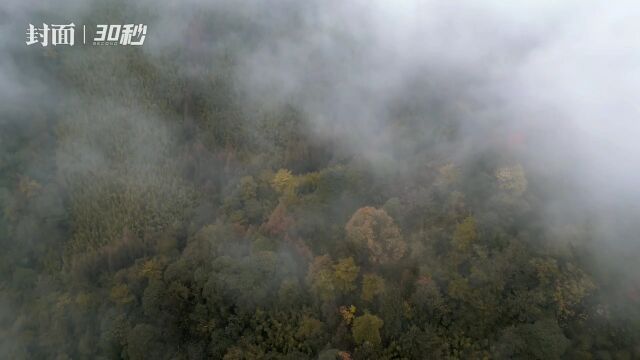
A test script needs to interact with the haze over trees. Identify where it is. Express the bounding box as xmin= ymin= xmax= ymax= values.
xmin=1 ymin=1 xmax=640 ymax=359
